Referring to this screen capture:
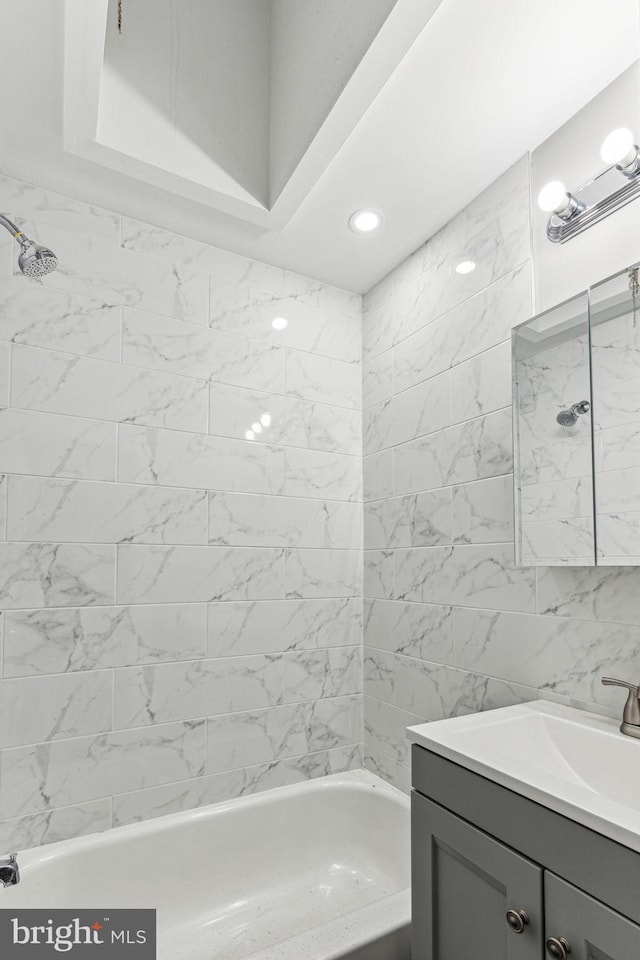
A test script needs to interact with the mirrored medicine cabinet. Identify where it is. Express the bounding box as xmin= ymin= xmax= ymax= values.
xmin=513 ymin=261 xmax=640 ymax=566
